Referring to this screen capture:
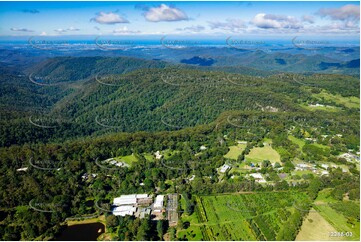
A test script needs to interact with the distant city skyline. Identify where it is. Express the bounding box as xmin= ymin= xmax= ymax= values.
xmin=0 ymin=1 xmax=359 ymax=39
